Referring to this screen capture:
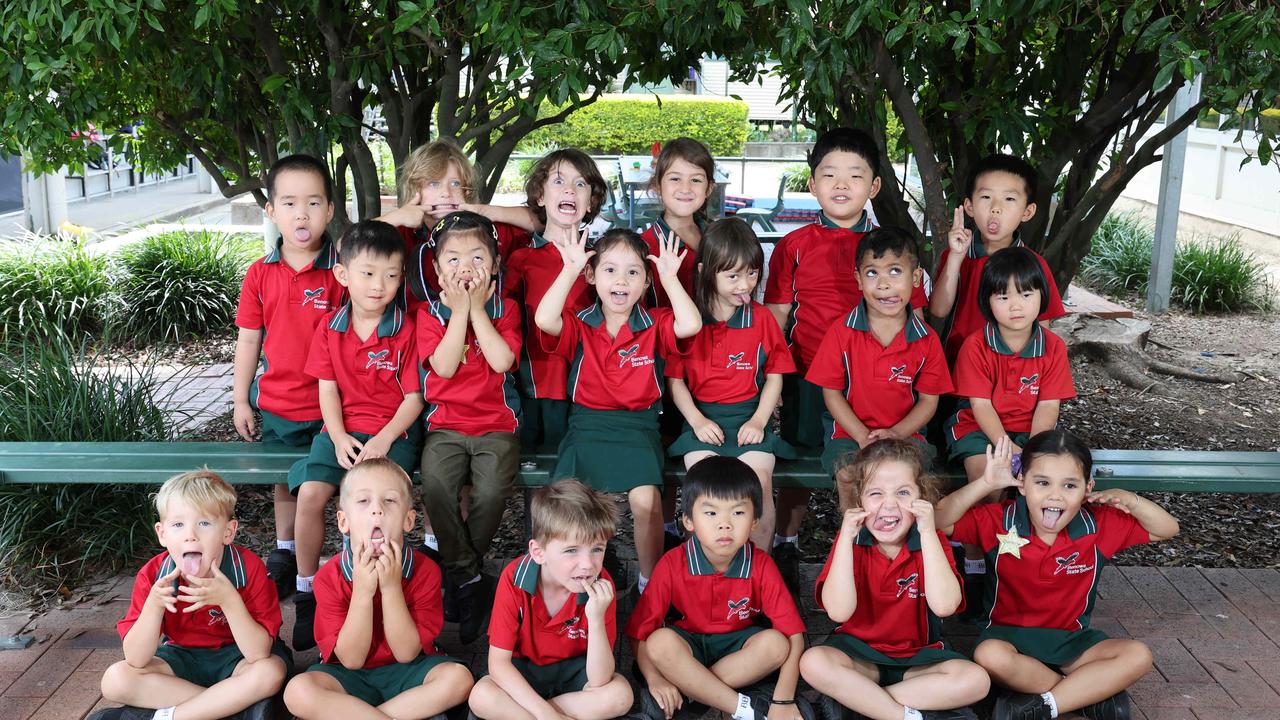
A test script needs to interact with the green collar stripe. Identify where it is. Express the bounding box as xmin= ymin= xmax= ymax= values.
xmin=159 ymin=545 xmax=247 ymax=589
xmin=684 ymin=539 xmax=753 ymax=578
